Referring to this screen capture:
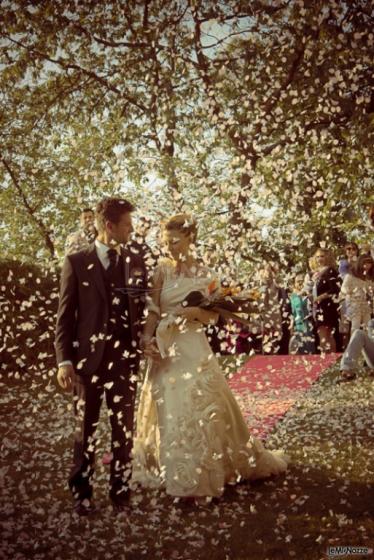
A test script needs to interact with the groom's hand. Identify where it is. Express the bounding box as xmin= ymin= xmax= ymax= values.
xmin=143 ymin=339 xmax=161 ymax=361
xmin=57 ymin=364 xmax=75 ymax=392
